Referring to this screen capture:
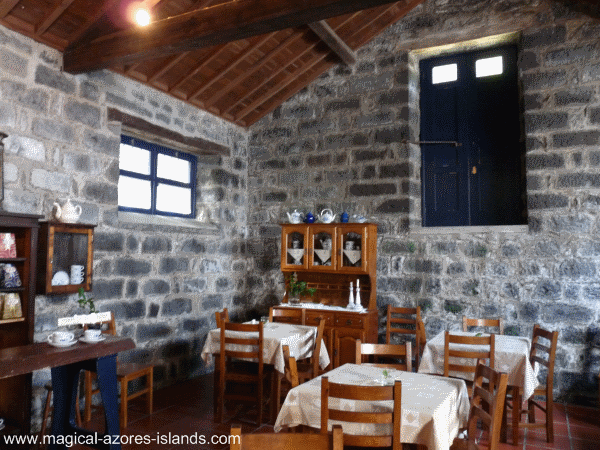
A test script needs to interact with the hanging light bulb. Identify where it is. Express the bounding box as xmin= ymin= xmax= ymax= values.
xmin=134 ymin=8 xmax=151 ymax=26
